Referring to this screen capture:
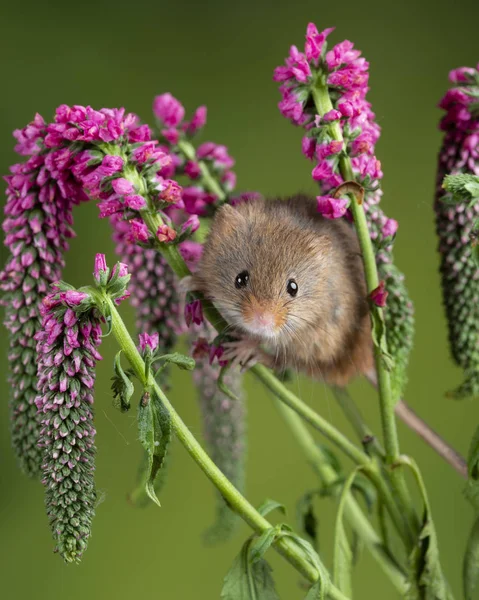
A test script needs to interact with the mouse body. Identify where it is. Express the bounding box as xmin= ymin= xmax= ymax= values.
xmin=192 ymin=194 xmax=374 ymax=386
